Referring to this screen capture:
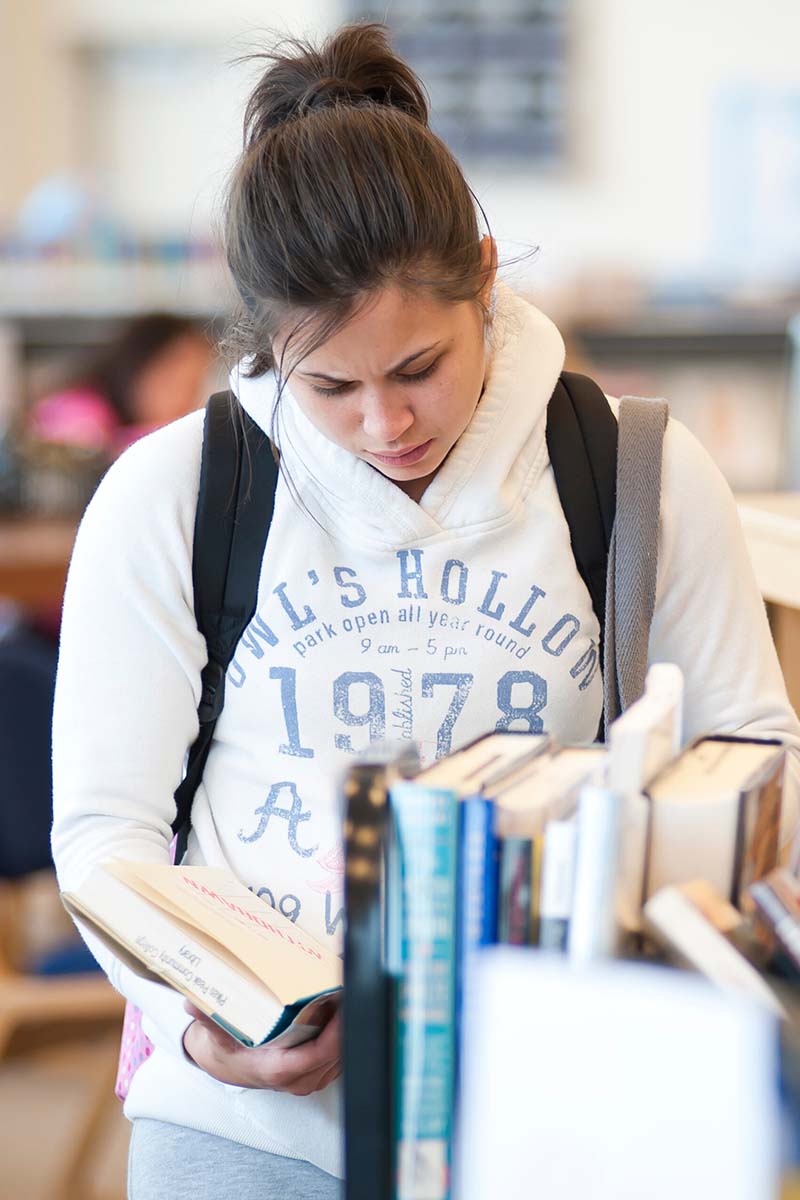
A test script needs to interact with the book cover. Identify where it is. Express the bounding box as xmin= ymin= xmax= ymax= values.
xmin=568 ymin=786 xmax=623 ymax=964
xmin=459 ymin=794 xmax=499 ymax=955
xmin=539 ymin=818 xmax=577 ymax=952
xmin=606 ymin=663 xmax=684 ymax=932
xmin=646 ymin=736 xmax=785 ymax=905
xmin=497 ymin=836 xmax=533 ymax=946
xmin=419 ymin=732 xmax=550 ymax=1000
xmin=390 ymin=778 xmax=460 ymax=1200
xmin=62 ymin=862 xmax=342 ymax=1048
